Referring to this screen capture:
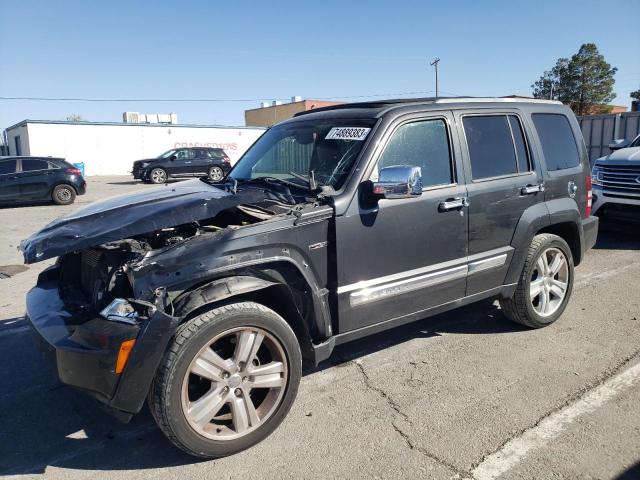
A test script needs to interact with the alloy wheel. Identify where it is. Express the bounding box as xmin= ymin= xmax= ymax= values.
xmin=529 ymin=247 xmax=569 ymax=317
xmin=181 ymin=327 xmax=288 ymax=441
xmin=209 ymin=166 xmax=224 ymax=181
xmin=56 ymin=187 xmax=72 ymax=203
xmin=151 ymin=169 xmax=167 ymax=183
